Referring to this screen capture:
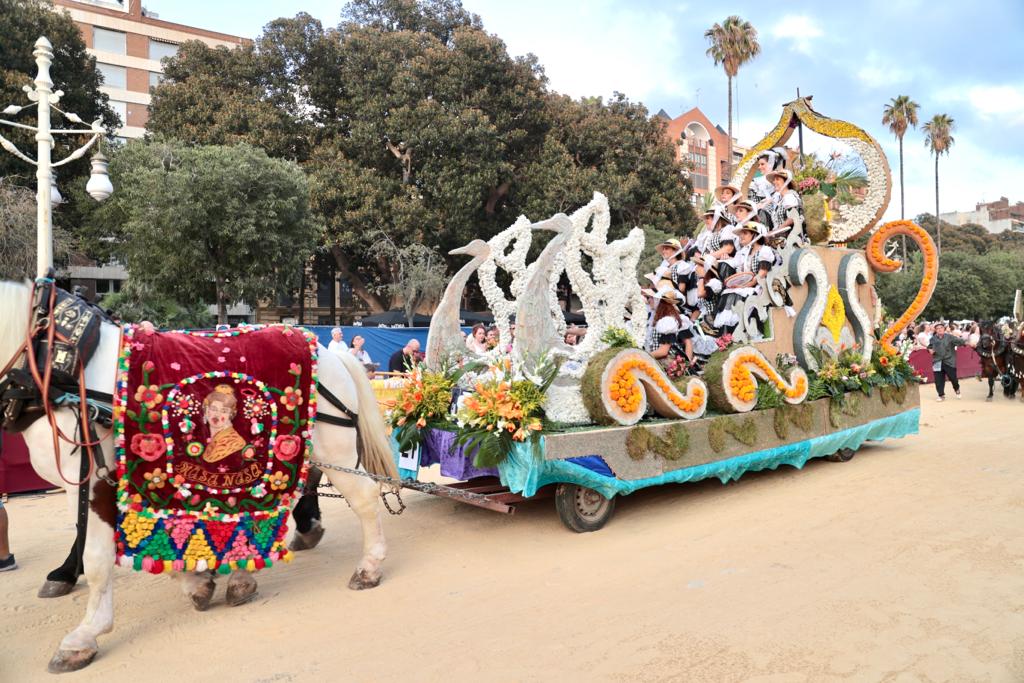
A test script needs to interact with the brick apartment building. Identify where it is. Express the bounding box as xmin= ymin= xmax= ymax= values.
xmin=655 ymin=106 xmax=746 ymax=204
xmin=54 ymin=0 xmax=247 ymax=140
